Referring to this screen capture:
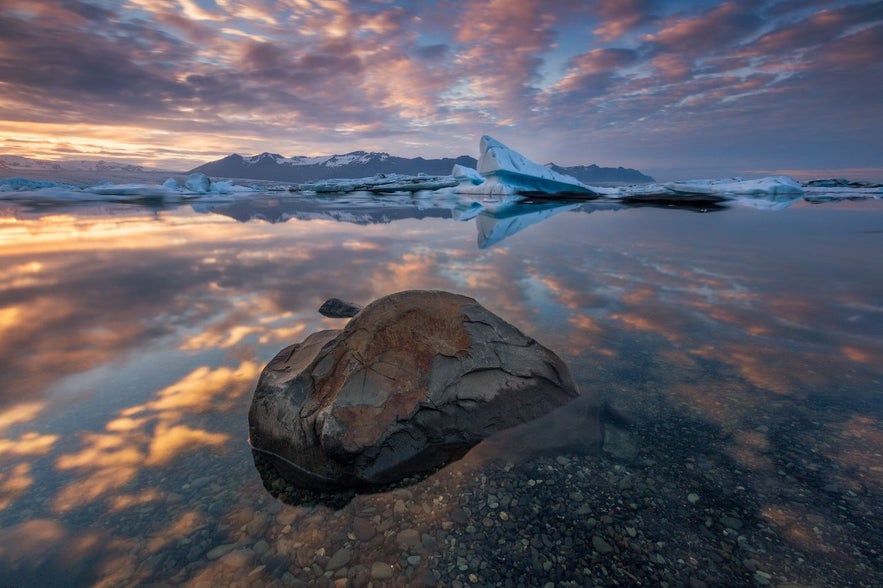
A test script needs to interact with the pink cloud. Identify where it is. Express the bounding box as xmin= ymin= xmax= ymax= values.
xmin=591 ymin=0 xmax=657 ymax=41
